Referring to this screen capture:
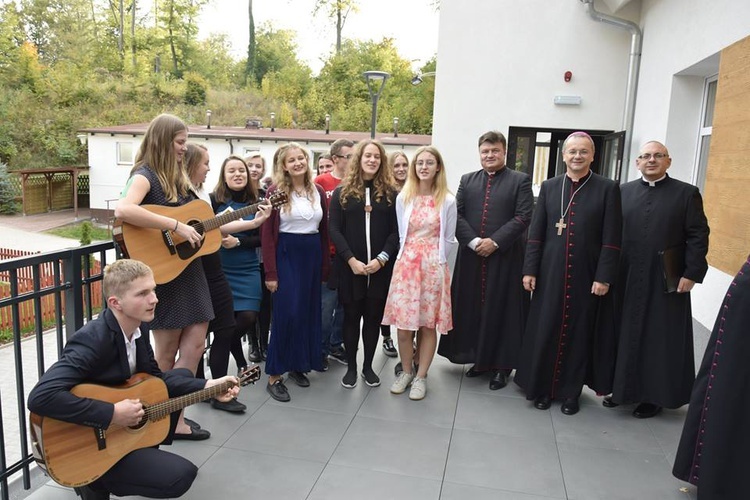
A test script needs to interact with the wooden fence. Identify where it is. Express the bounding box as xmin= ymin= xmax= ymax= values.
xmin=0 ymin=248 xmax=103 ymax=333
